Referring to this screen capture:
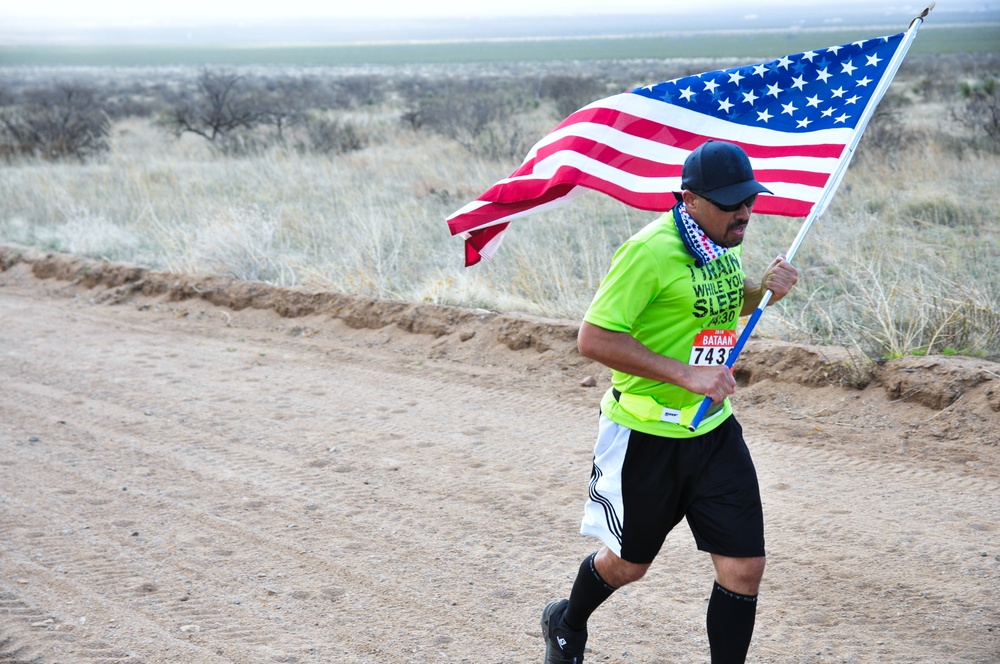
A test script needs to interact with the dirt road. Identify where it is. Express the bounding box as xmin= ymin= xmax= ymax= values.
xmin=1 ymin=248 xmax=998 ymax=663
